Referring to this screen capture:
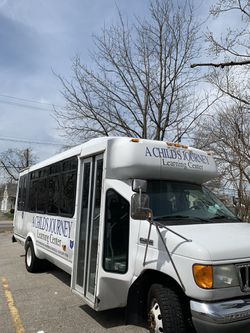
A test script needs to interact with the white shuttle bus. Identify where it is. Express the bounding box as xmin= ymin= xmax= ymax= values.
xmin=13 ymin=137 xmax=250 ymax=333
